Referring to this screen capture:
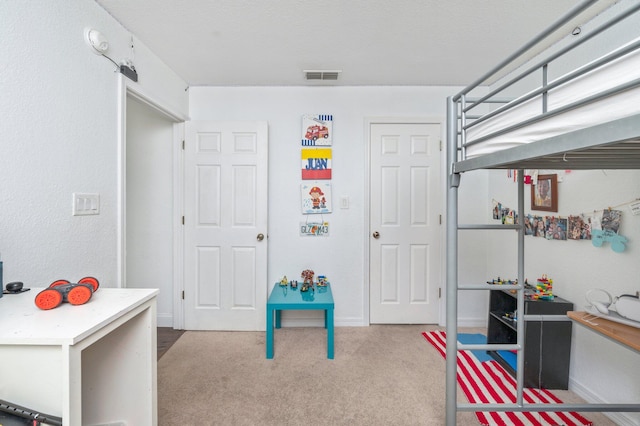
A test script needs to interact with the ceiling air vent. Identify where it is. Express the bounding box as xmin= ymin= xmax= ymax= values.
xmin=304 ymin=70 xmax=342 ymax=81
